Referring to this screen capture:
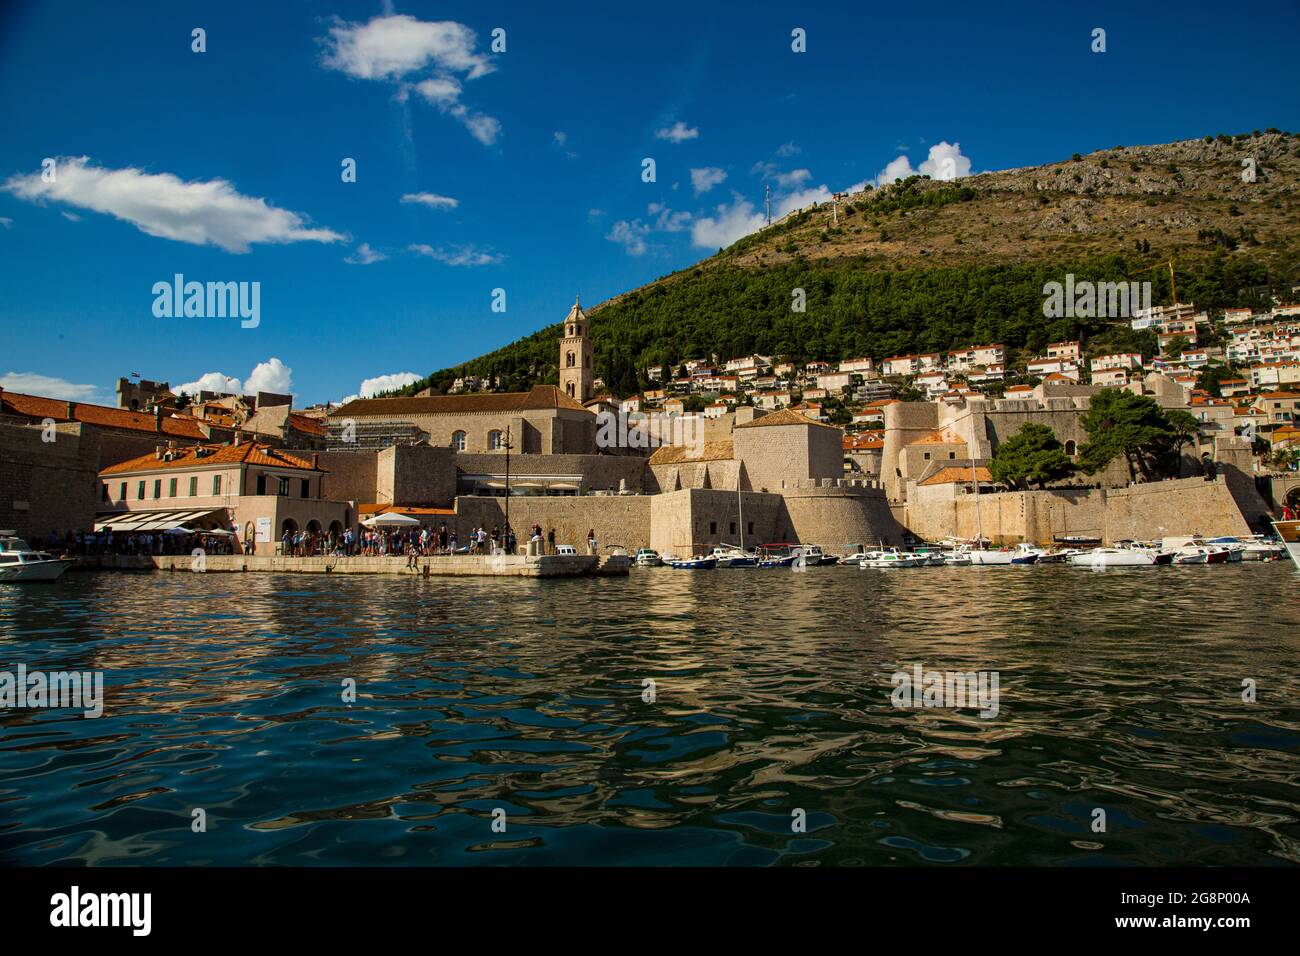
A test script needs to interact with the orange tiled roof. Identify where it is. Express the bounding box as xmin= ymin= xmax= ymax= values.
xmin=100 ymin=441 xmax=320 ymax=475
xmin=648 ymin=440 xmax=735 ymax=465
xmin=1 ymin=390 xmax=208 ymax=439
xmin=920 ymin=466 xmax=992 ymax=486
xmin=359 ymin=504 xmax=456 ymax=516
xmin=844 ymin=433 xmax=884 ymax=450
xmin=288 ymin=413 xmax=327 ymax=435
xmin=910 ymin=427 xmax=968 ymax=446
